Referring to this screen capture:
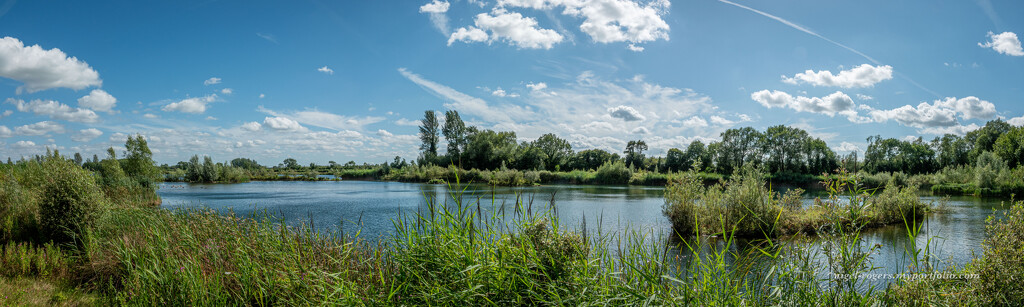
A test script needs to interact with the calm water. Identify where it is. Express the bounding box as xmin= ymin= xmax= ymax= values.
xmin=157 ymin=180 xmax=1011 ymax=280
